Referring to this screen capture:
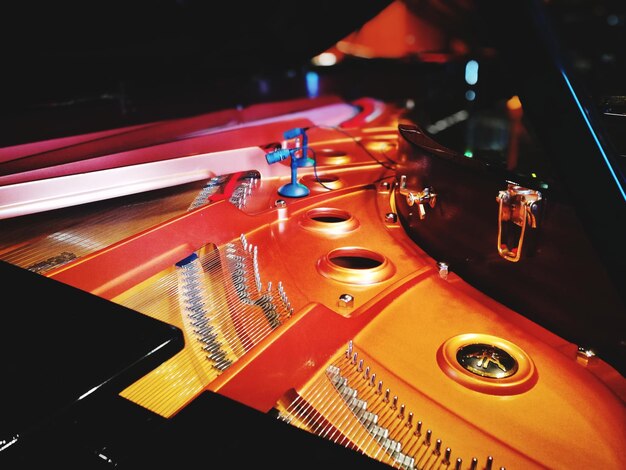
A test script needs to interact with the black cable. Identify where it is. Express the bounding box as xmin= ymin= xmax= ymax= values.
xmin=308 ymin=146 xmax=336 ymax=191
xmin=310 ymin=124 xmax=398 ymax=170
